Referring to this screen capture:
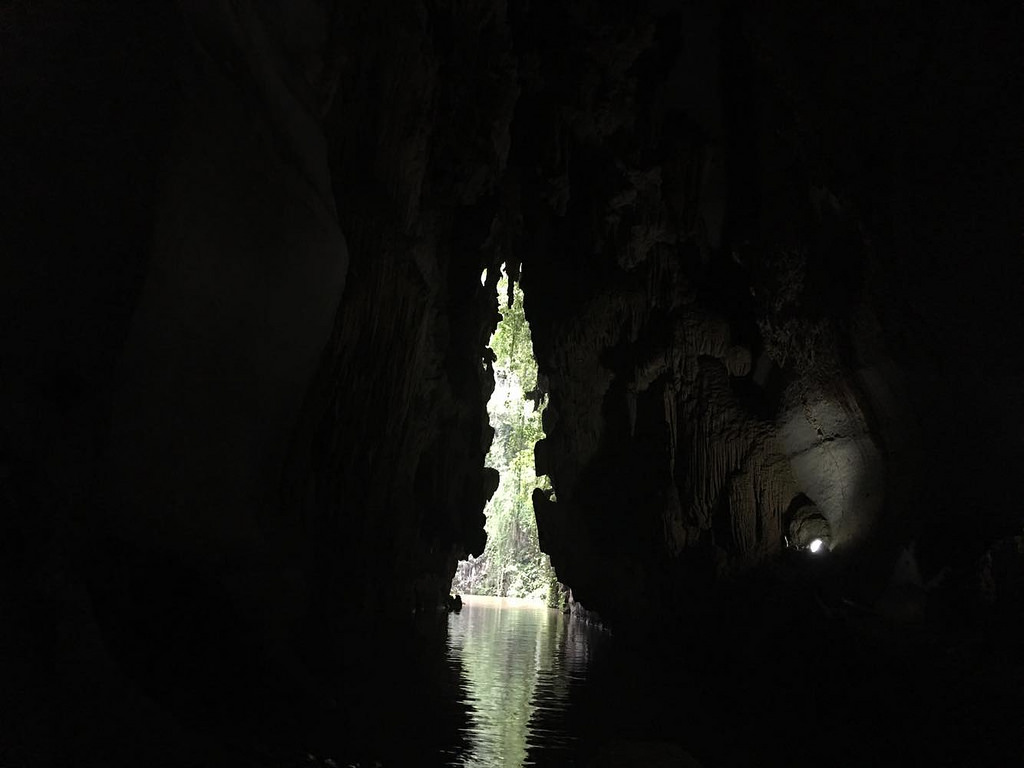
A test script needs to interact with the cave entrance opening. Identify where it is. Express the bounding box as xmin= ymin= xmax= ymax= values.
xmin=453 ymin=265 xmax=560 ymax=605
